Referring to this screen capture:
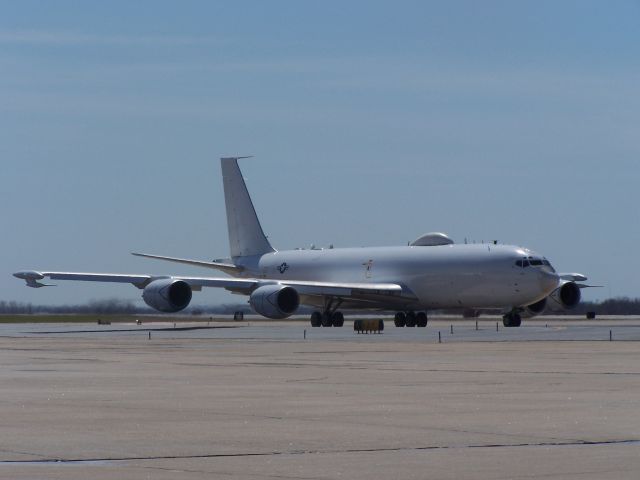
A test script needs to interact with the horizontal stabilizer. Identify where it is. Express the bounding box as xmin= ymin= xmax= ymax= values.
xmin=132 ymin=252 xmax=242 ymax=275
